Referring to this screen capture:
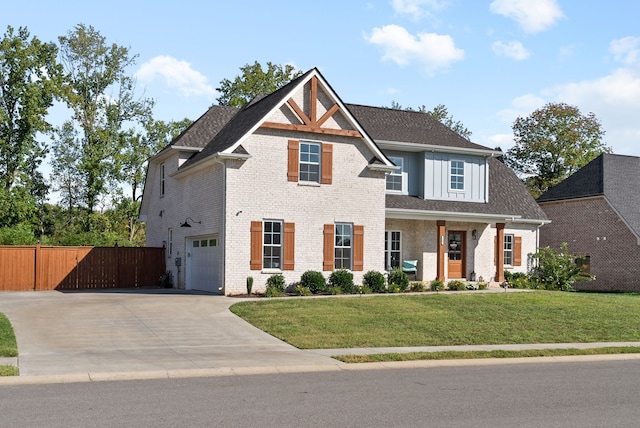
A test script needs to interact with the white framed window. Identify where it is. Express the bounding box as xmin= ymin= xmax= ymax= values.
xmin=450 ymin=160 xmax=464 ymax=191
xmin=263 ymin=220 xmax=282 ymax=269
xmin=299 ymin=142 xmax=320 ymax=182
xmin=160 ymin=163 xmax=165 ymax=196
xmin=386 ymin=156 xmax=404 ymax=192
xmin=385 ymin=231 xmax=401 ymax=271
xmin=504 ymin=234 xmax=514 ymax=266
xmin=335 ymin=223 xmax=352 ymax=270
xmin=168 ymin=228 xmax=173 ymax=256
